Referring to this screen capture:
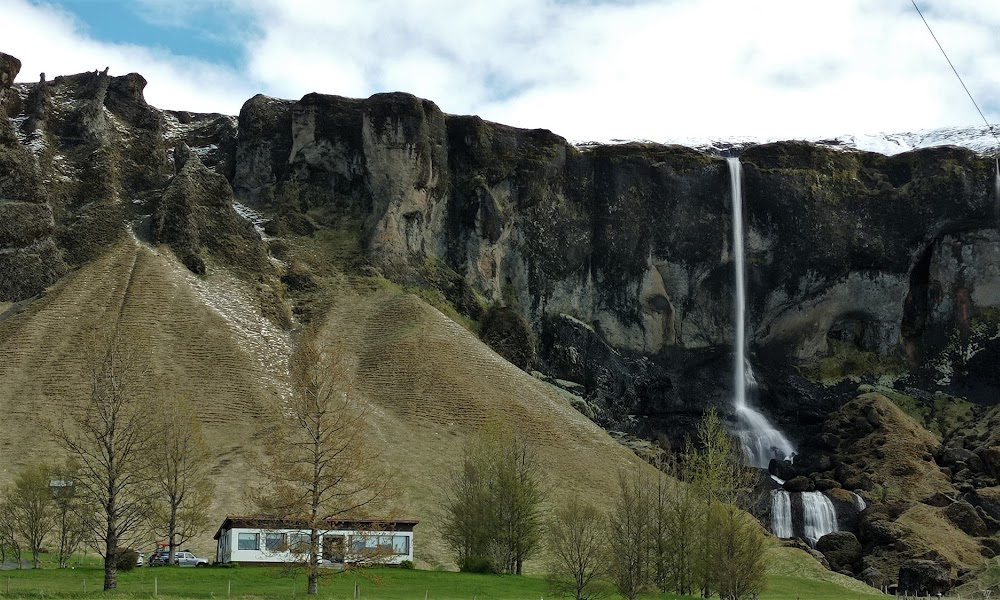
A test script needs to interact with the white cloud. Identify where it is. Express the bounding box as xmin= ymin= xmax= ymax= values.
xmin=7 ymin=0 xmax=1000 ymax=143
xmin=5 ymin=0 xmax=256 ymax=114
